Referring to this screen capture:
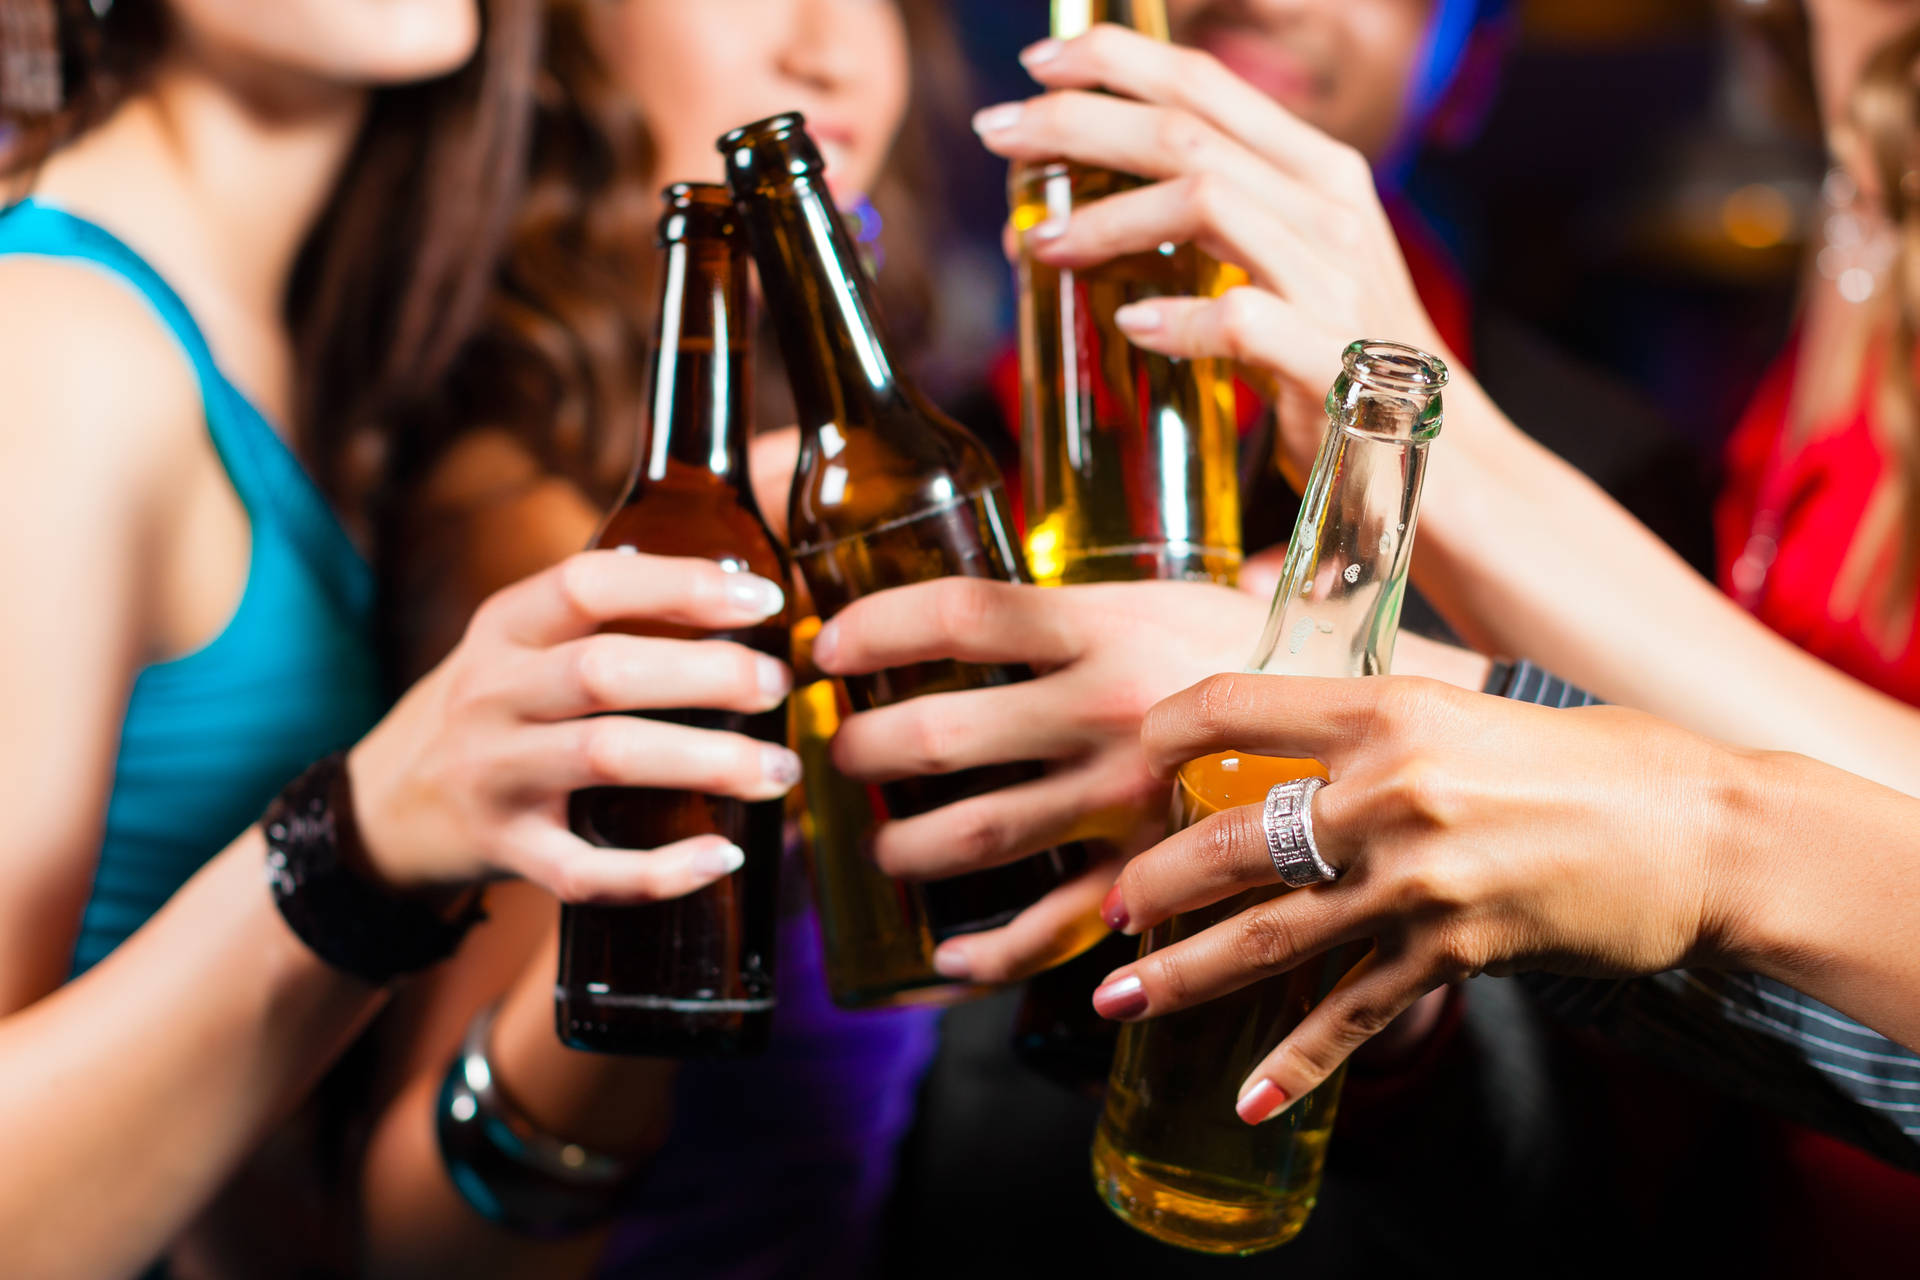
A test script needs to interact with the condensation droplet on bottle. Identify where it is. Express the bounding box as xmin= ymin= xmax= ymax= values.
xmin=1378 ymin=530 xmax=1395 ymax=556
xmin=1343 ymin=563 xmax=1361 ymax=584
xmin=1317 ymin=621 xmax=1334 ymax=634
xmin=1289 ymin=617 xmax=1315 ymax=654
